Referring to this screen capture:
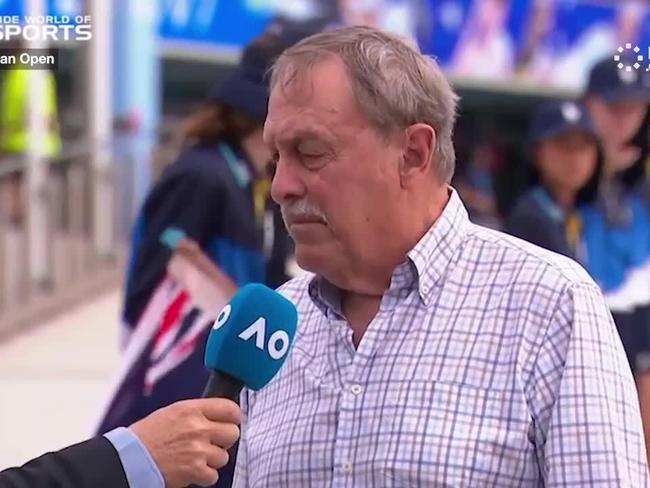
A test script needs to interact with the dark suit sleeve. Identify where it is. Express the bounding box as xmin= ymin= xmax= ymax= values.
xmin=0 ymin=437 xmax=128 ymax=488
